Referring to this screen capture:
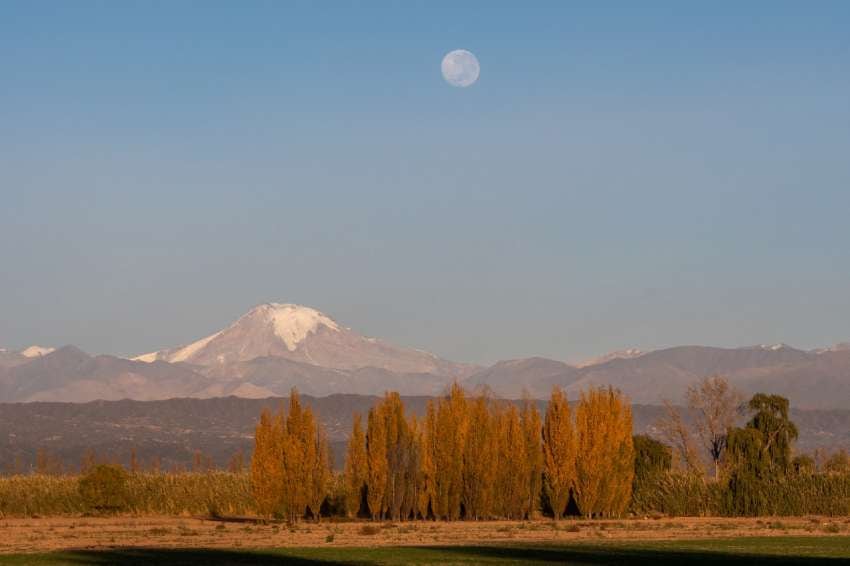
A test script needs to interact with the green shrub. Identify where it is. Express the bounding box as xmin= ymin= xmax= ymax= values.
xmin=633 ymin=435 xmax=672 ymax=481
xmin=78 ymin=464 xmax=131 ymax=514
